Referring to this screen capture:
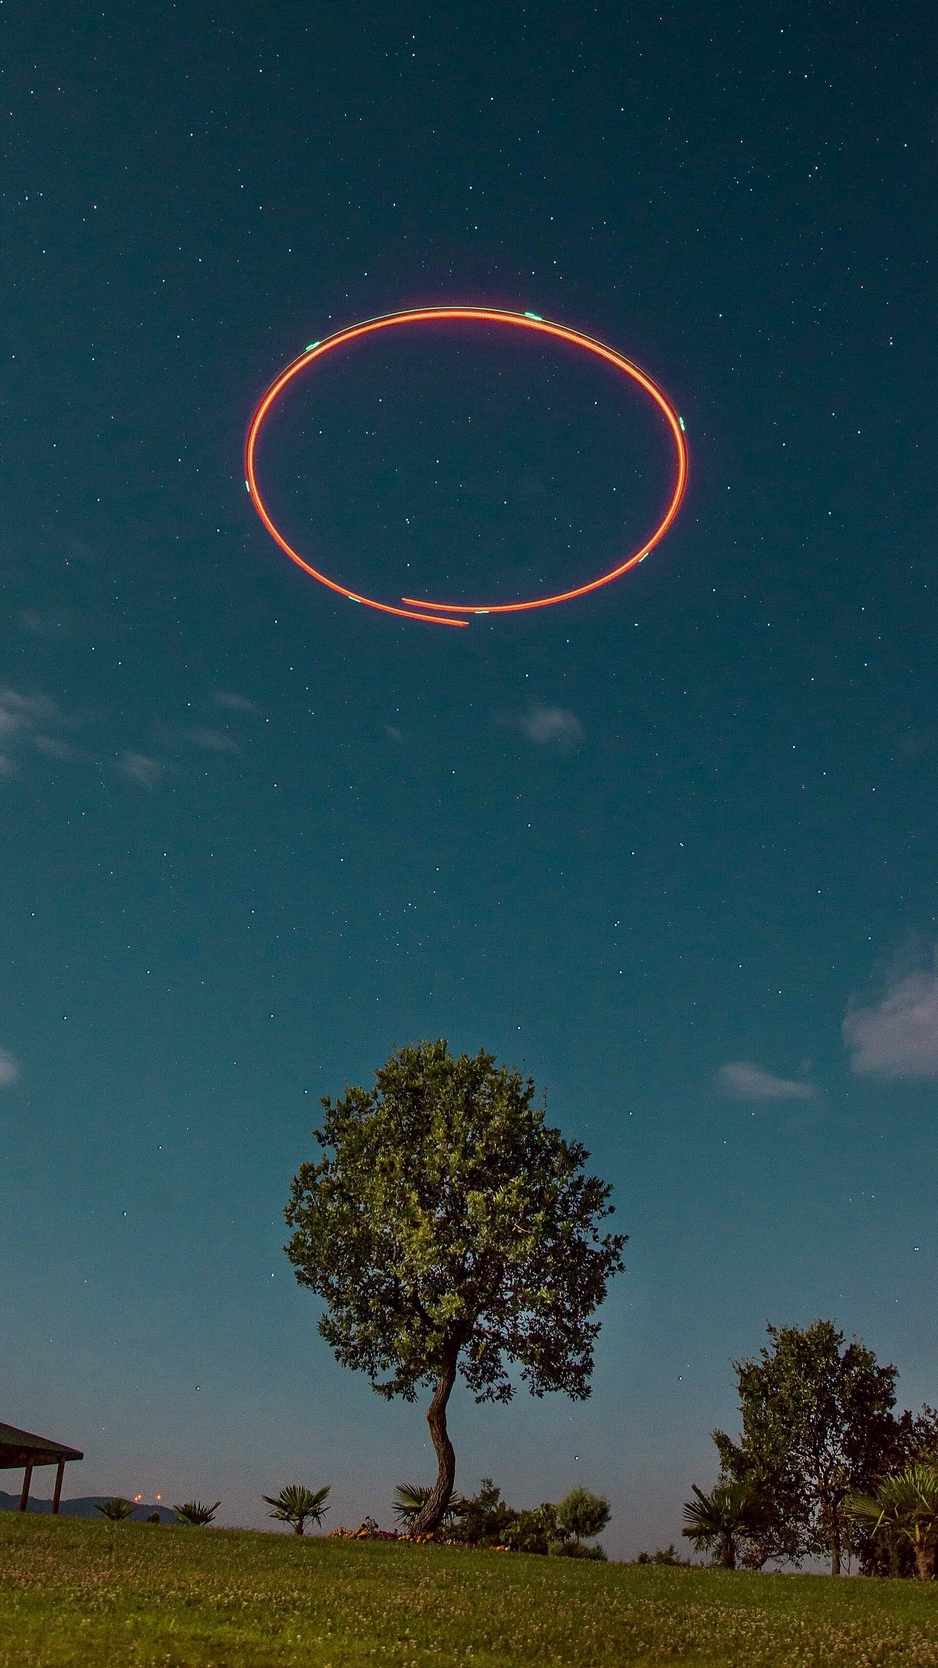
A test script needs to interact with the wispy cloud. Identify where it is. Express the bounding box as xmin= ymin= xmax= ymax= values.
xmin=33 ymin=735 xmax=83 ymax=761
xmin=118 ymin=751 xmax=165 ymax=789
xmin=517 ymin=704 xmax=584 ymax=751
xmin=718 ymin=1061 xmax=815 ymax=1101
xmin=0 ymin=687 xmax=72 ymax=773
xmin=186 ymin=728 xmax=240 ymax=754
xmin=214 ymin=692 xmax=258 ymax=714
xmin=0 ymin=1047 xmax=21 ymax=1088
xmin=844 ymin=959 xmax=938 ymax=1078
